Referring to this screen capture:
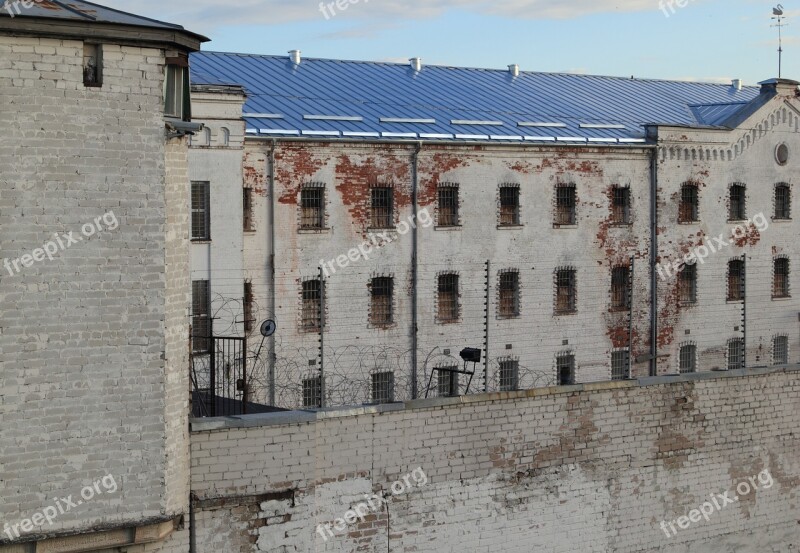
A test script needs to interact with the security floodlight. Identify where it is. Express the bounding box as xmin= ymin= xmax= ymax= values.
xmin=460 ymin=348 xmax=482 ymax=363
